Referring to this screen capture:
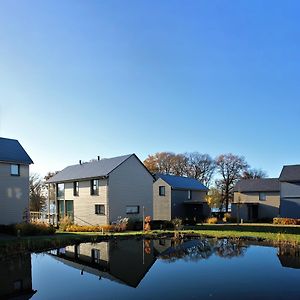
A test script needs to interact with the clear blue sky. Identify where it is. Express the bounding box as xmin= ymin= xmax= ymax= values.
xmin=0 ymin=0 xmax=300 ymax=177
